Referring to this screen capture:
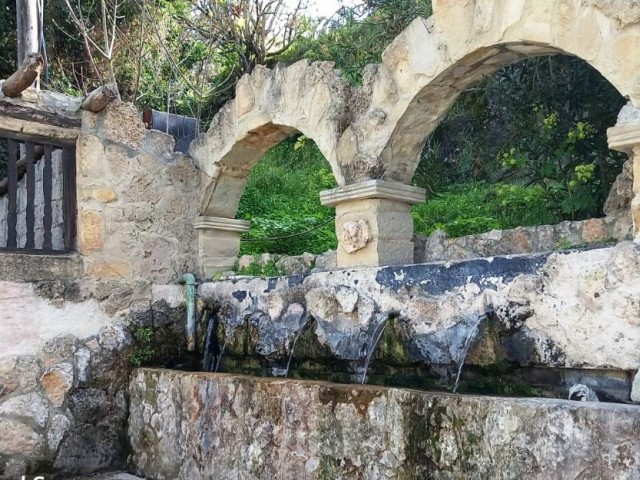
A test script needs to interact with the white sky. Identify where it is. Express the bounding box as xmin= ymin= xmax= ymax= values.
xmin=287 ymin=0 xmax=358 ymax=19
